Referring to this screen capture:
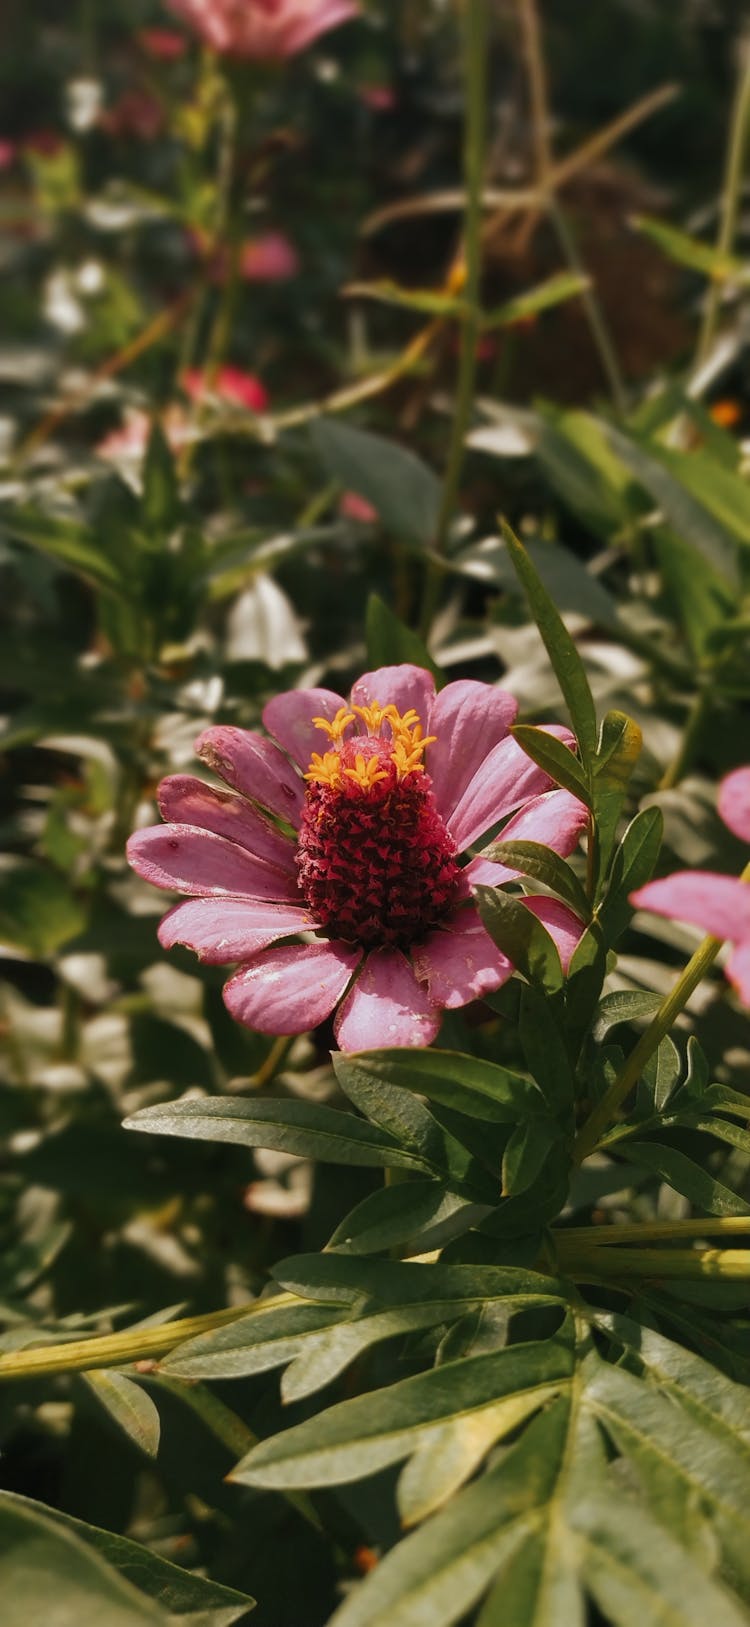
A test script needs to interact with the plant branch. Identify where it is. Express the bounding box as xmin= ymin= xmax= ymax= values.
xmin=695 ymin=27 xmax=750 ymax=368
